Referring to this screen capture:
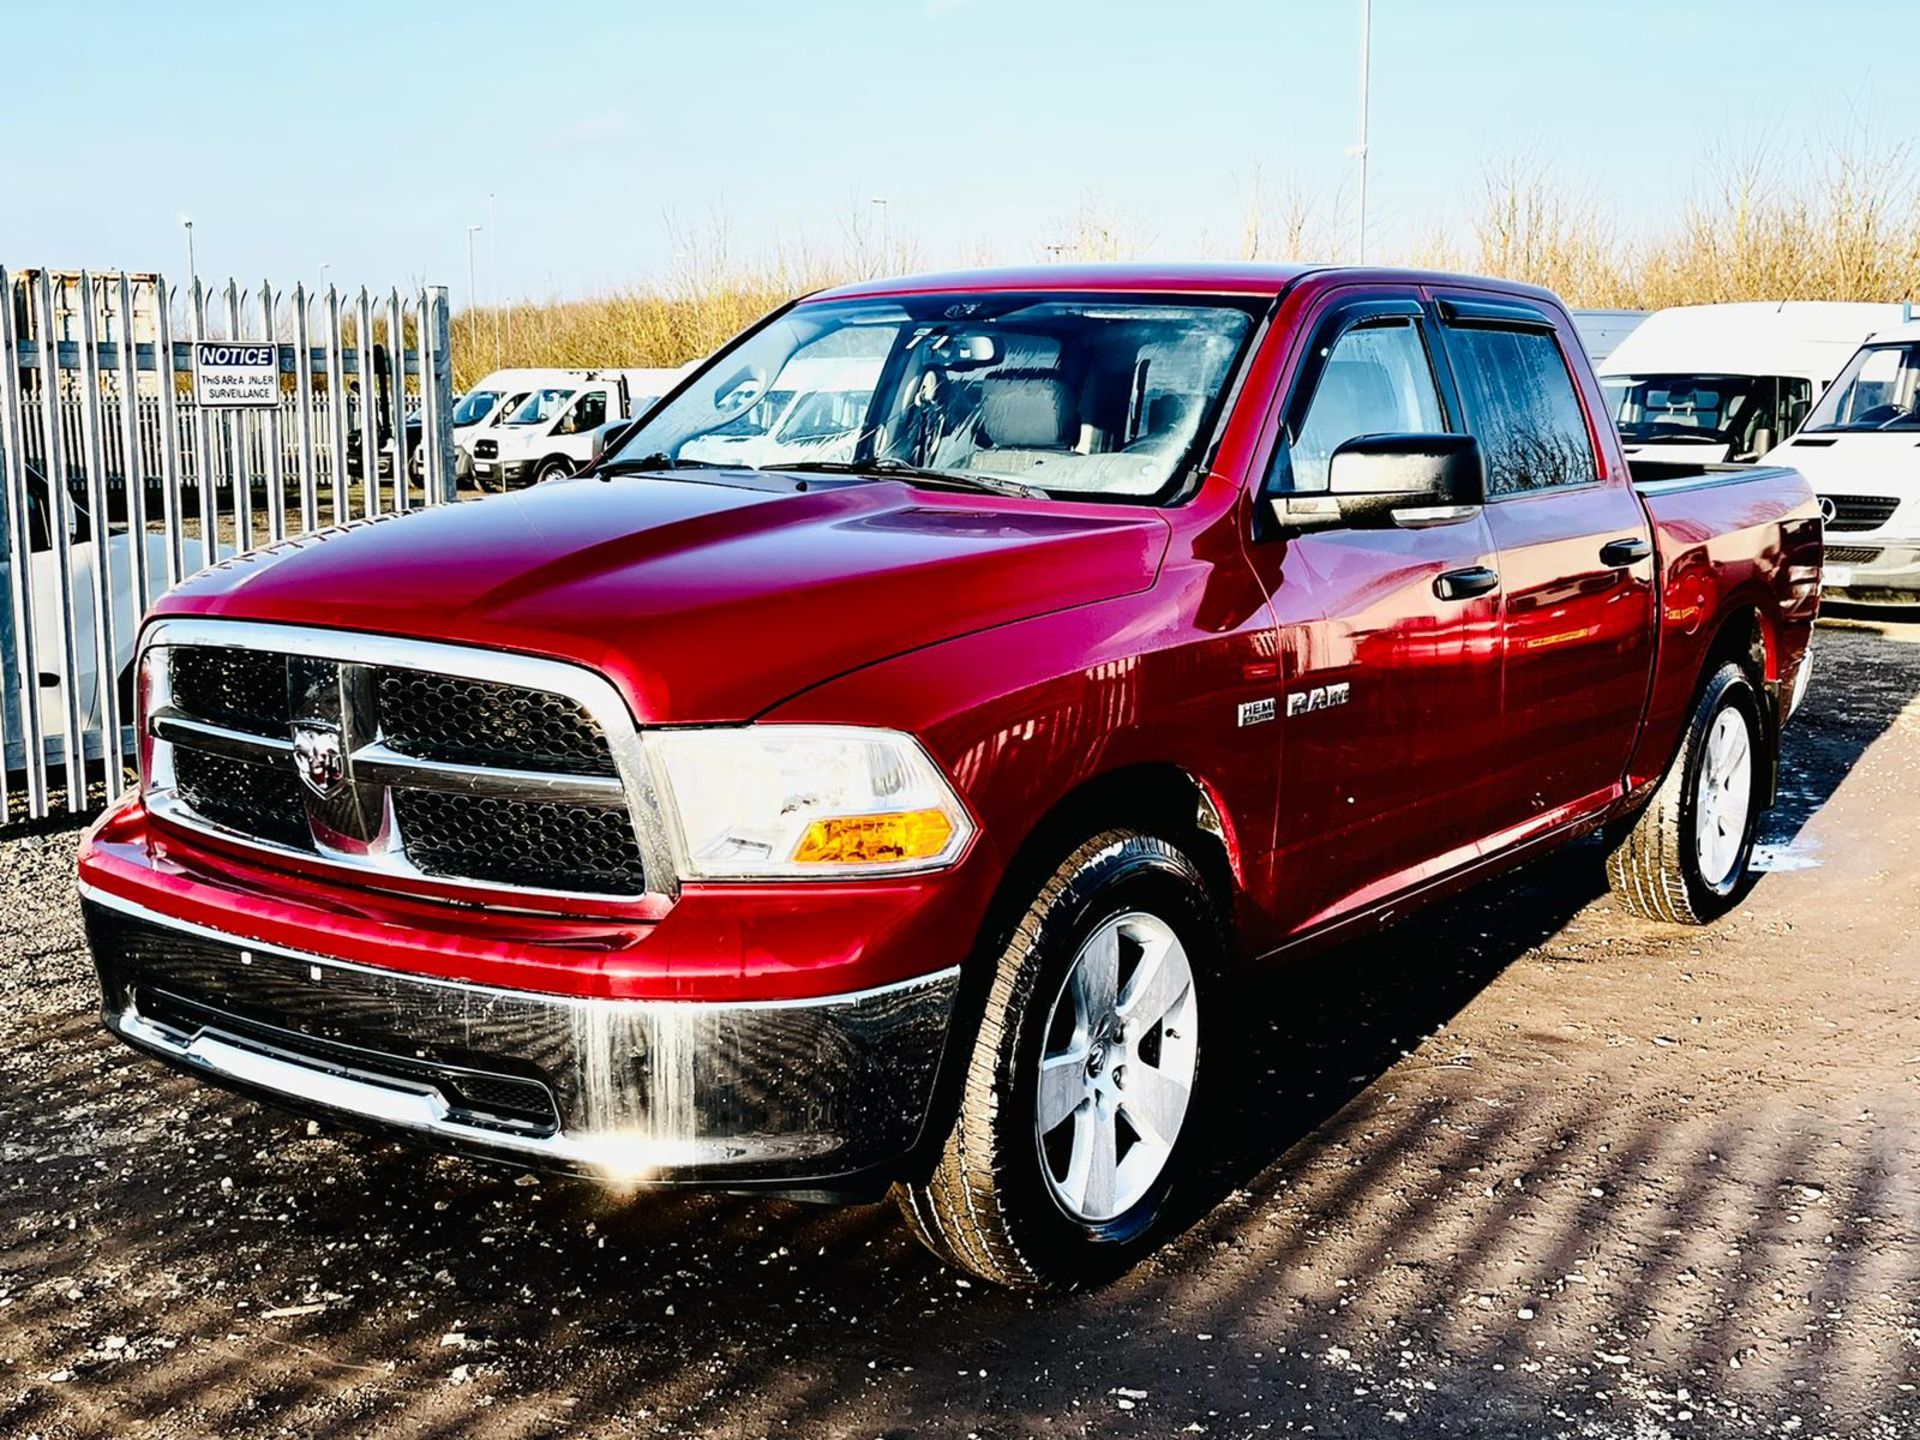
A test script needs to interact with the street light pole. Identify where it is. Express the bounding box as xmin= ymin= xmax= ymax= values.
xmin=181 ymin=215 xmax=196 ymax=288
xmin=1354 ymin=0 xmax=1372 ymax=264
xmin=488 ymin=193 xmax=500 ymax=367
xmin=870 ymin=196 xmax=890 ymax=273
xmin=465 ymin=223 xmax=482 ymax=354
